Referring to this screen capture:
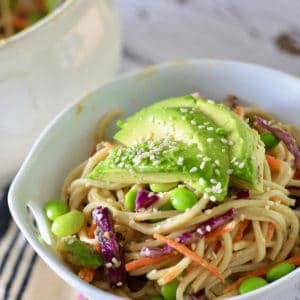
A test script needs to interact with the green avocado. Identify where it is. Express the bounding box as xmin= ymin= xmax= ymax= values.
xmin=141 ymin=95 xmax=264 ymax=191
xmin=112 ymin=106 xmax=230 ymax=201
